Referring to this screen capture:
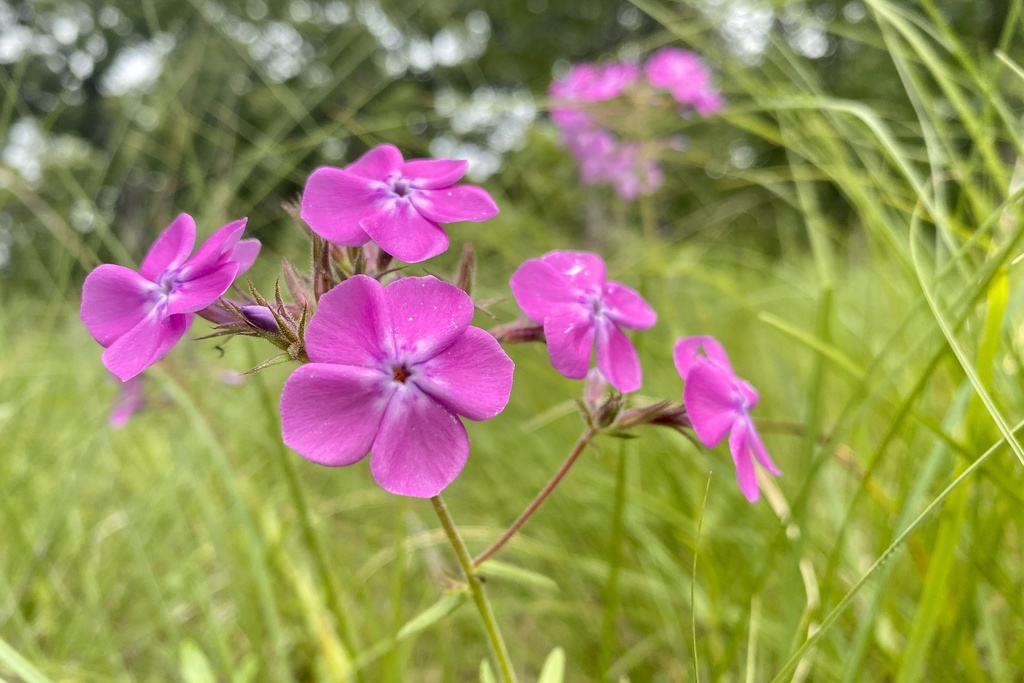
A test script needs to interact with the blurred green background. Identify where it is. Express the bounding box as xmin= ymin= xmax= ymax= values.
xmin=3 ymin=0 xmax=1024 ymax=681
